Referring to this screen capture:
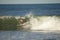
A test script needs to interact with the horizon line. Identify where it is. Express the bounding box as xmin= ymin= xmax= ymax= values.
xmin=0 ymin=3 xmax=60 ymax=4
